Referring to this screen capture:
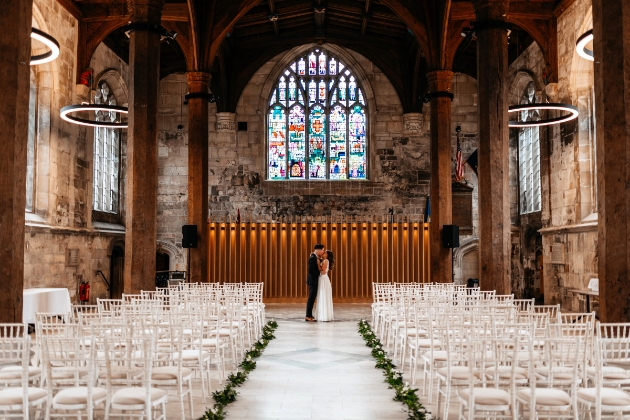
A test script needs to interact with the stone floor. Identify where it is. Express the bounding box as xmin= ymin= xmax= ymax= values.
xmin=225 ymin=303 xmax=408 ymax=420
xmin=107 ymin=304 xmax=455 ymax=419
